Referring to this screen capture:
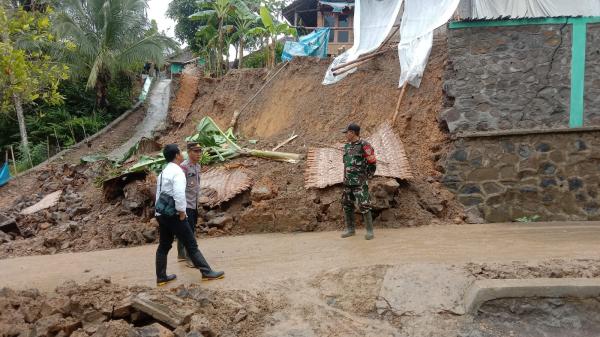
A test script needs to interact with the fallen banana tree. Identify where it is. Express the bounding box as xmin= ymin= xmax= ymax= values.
xmin=103 ymin=117 xmax=303 ymax=193
xmin=187 ymin=117 xmax=302 ymax=164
